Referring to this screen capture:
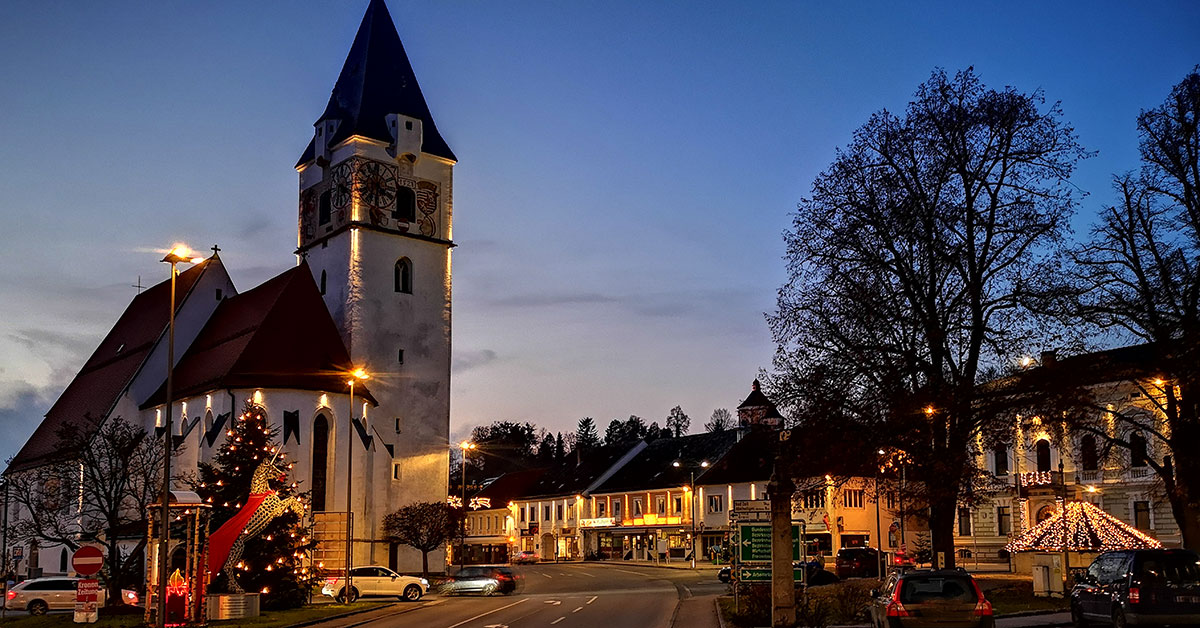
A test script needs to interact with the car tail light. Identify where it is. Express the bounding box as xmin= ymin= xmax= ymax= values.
xmin=969 ymin=578 xmax=992 ymax=616
xmin=6 ymin=590 xmax=16 ymax=601
xmin=887 ymin=581 xmax=909 ymax=617
xmin=1129 ymin=587 xmax=1140 ymax=604
xmin=126 ymin=591 xmax=138 ymax=604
